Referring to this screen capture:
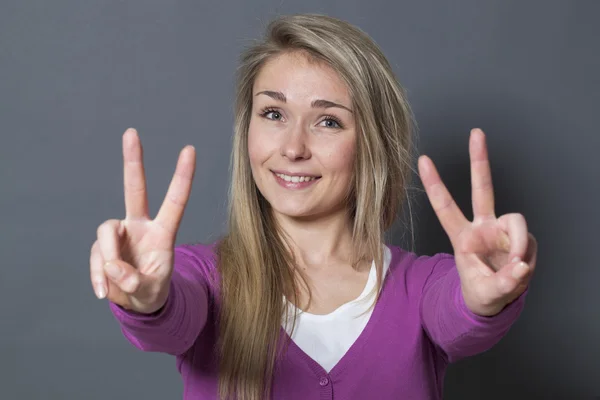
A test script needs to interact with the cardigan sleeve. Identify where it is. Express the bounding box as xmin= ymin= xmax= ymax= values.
xmin=108 ymin=244 xmax=217 ymax=356
xmin=419 ymin=253 xmax=528 ymax=363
